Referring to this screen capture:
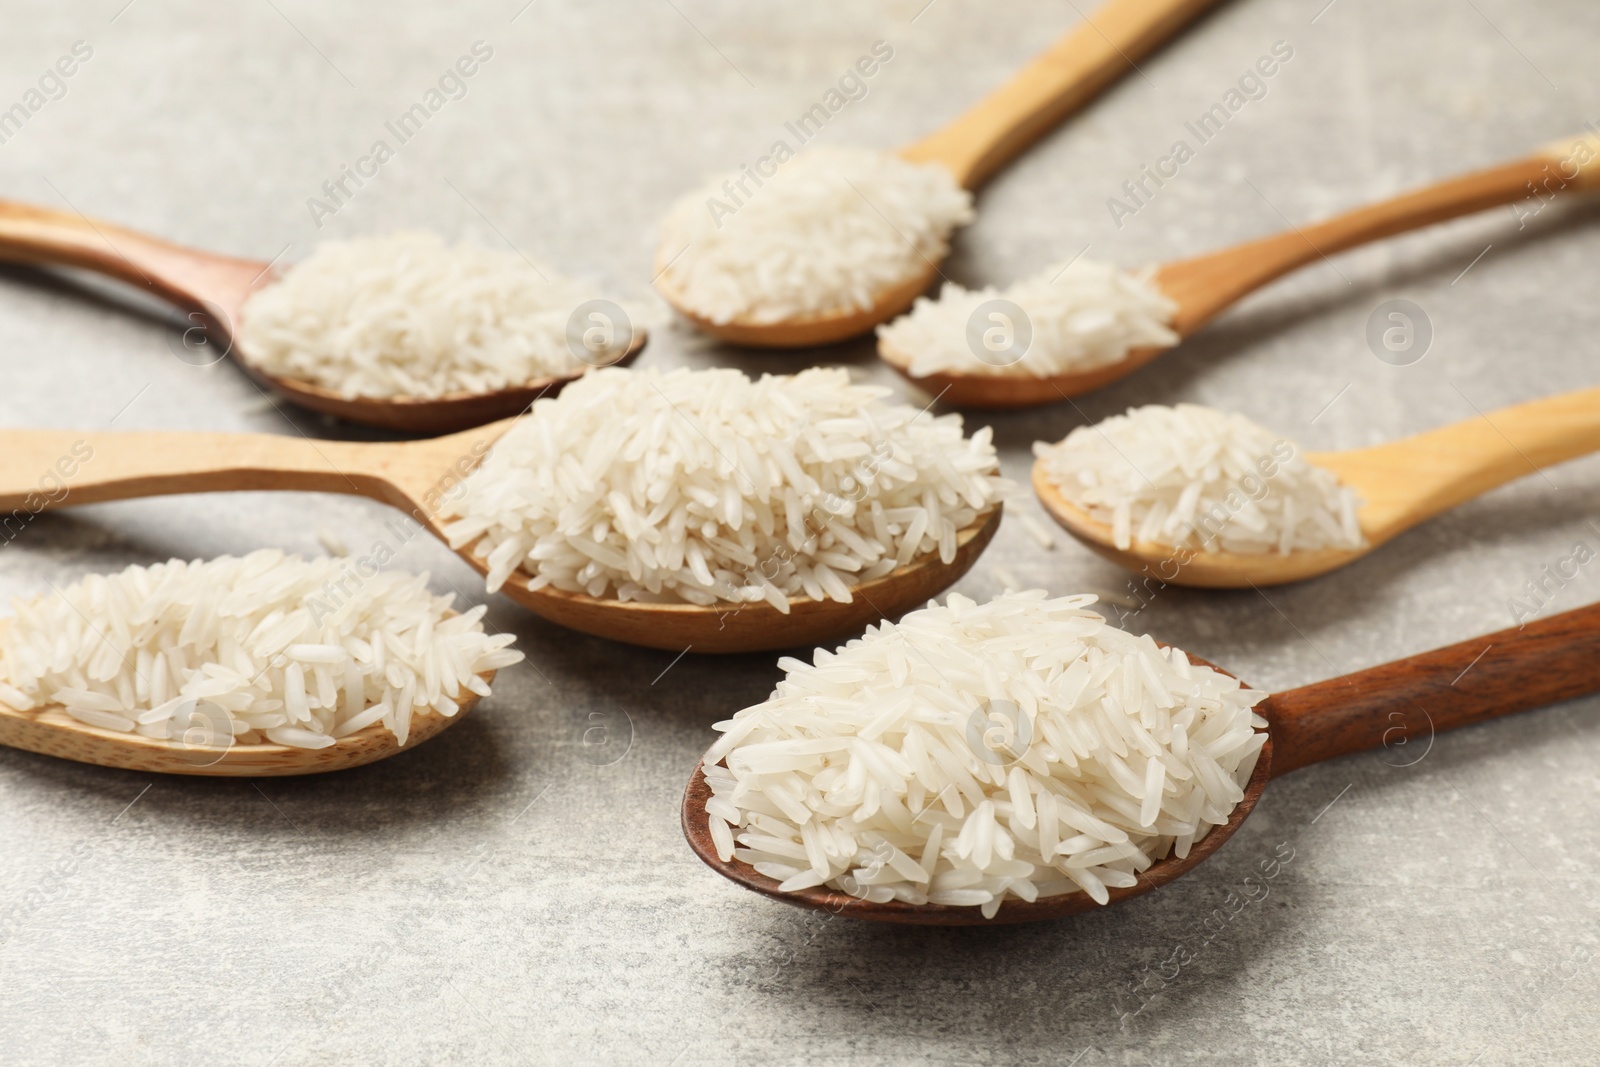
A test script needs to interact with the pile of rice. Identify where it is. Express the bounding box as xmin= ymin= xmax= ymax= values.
xmin=440 ymin=365 xmax=1011 ymax=610
xmin=702 ymin=591 xmax=1268 ymax=916
xmin=656 ymin=147 xmax=974 ymax=324
xmin=877 ymin=259 xmax=1178 ymax=378
xmin=1035 ymin=404 xmax=1364 ymax=554
xmin=0 ymin=552 xmax=523 ymax=749
xmin=239 ymin=232 xmax=635 ymax=399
